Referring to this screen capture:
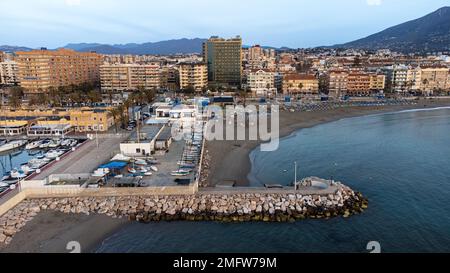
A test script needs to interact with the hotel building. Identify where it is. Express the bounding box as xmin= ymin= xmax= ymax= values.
xmin=282 ymin=73 xmax=319 ymax=95
xmin=203 ymin=36 xmax=242 ymax=87
xmin=328 ymin=70 xmax=348 ymax=98
xmin=247 ymin=69 xmax=278 ymax=96
xmin=100 ymin=63 xmax=161 ymax=92
xmin=328 ymin=70 xmax=385 ymax=97
xmin=418 ymin=66 xmax=449 ymax=93
xmin=178 ymin=62 xmax=208 ymax=92
xmin=16 ymin=48 xmax=102 ymax=93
